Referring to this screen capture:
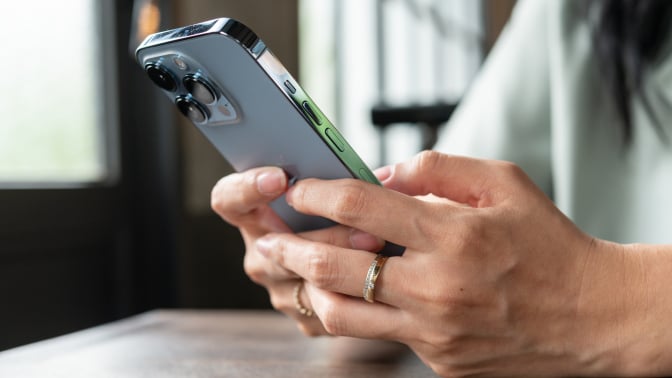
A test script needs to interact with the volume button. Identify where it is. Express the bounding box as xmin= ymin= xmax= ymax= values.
xmin=325 ymin=128 xmax=345 ymax=152
xmin=358 ymin=168 xmax=377 ymax=183
xmin=302 ymin=101 xmax=322 ymax=125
